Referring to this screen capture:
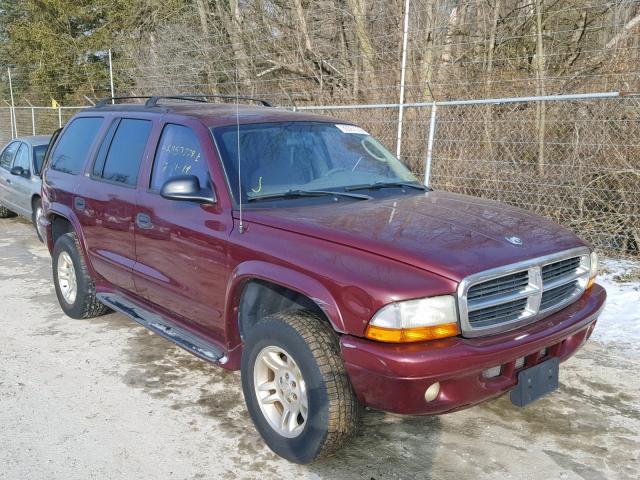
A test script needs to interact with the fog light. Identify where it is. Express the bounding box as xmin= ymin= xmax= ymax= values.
xmin=515 ymin=357 xmax=525 ymax=369
xmin=424 ymin=382 xmax=440 ymax=402
xmin=482 ymin=365 xmax=502 ymax=378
